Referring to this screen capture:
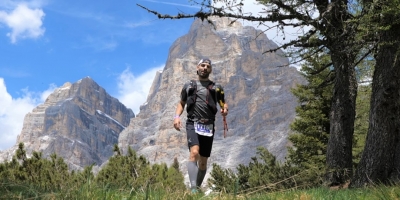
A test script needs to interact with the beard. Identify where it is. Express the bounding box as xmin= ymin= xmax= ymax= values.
xmin=197 ymin=70 xmax=210 ymax=78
